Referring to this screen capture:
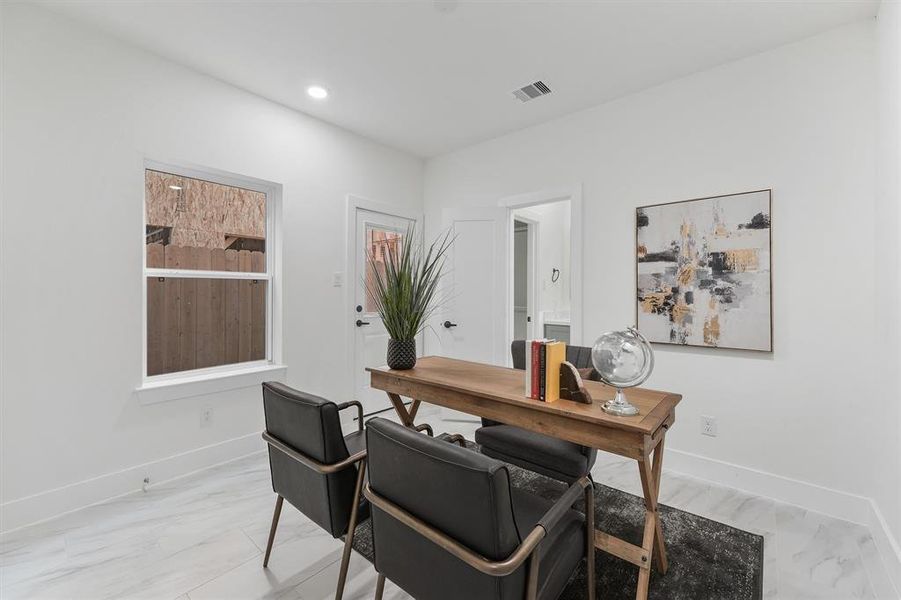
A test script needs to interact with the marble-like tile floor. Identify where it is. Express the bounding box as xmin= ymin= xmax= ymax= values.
xmin=2 ymin=406 xmax=897 ymax=599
